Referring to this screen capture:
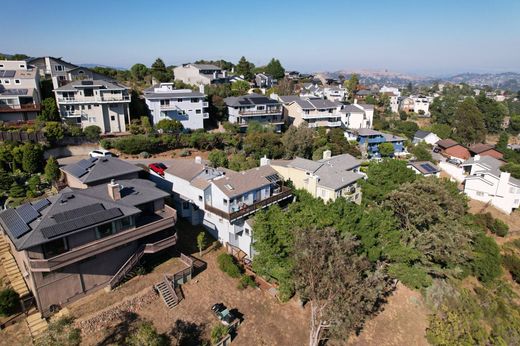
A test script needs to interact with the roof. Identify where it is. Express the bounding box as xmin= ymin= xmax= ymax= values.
xmin=212 ymin=165 xmax=281 ymax=198
xmin=342 ymin=104 xmax=365 ymax=113
xmin=191 ymin=64 xmax=221 ymax=70
xmin=444 ymin=145 xmax=471 ymax=160
xmin=436 ymin=138 xmax=459 ymax=149
xmin=164 ymin=159 xmax=209 ymax=181
xmin=407 ymin=161 xmax=440 ymax=175
xmin=0 ymin=178 xmax=167 ymax=251
xmin=468 ymin=143 xmax=498 ymax=154
xmin=414 ymin=130 xmax=432 ymax=139
xmin=382 ymin=133 xmax=406 ymax=142
xmin=61 ymin=157 xmax=142 ymax=185
xmin=462 ymin=155 xmax=504 ymax=171
xmin=357 ymin=128 xmax=383 ymax=136
xmin=224 ymin=93 xmax=281 ymax=107
xmin=356 ymin=90 xmax=372 ymax=96
xmin=278 ymin=95 xmax=301 ymax=103
xmin=143 ymin=84 xmax=204 ymax=99
xmin=288 ymin=157 xmax=323 ymax=172
xmin=54 ymin=79 xmax=128 ymax=91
